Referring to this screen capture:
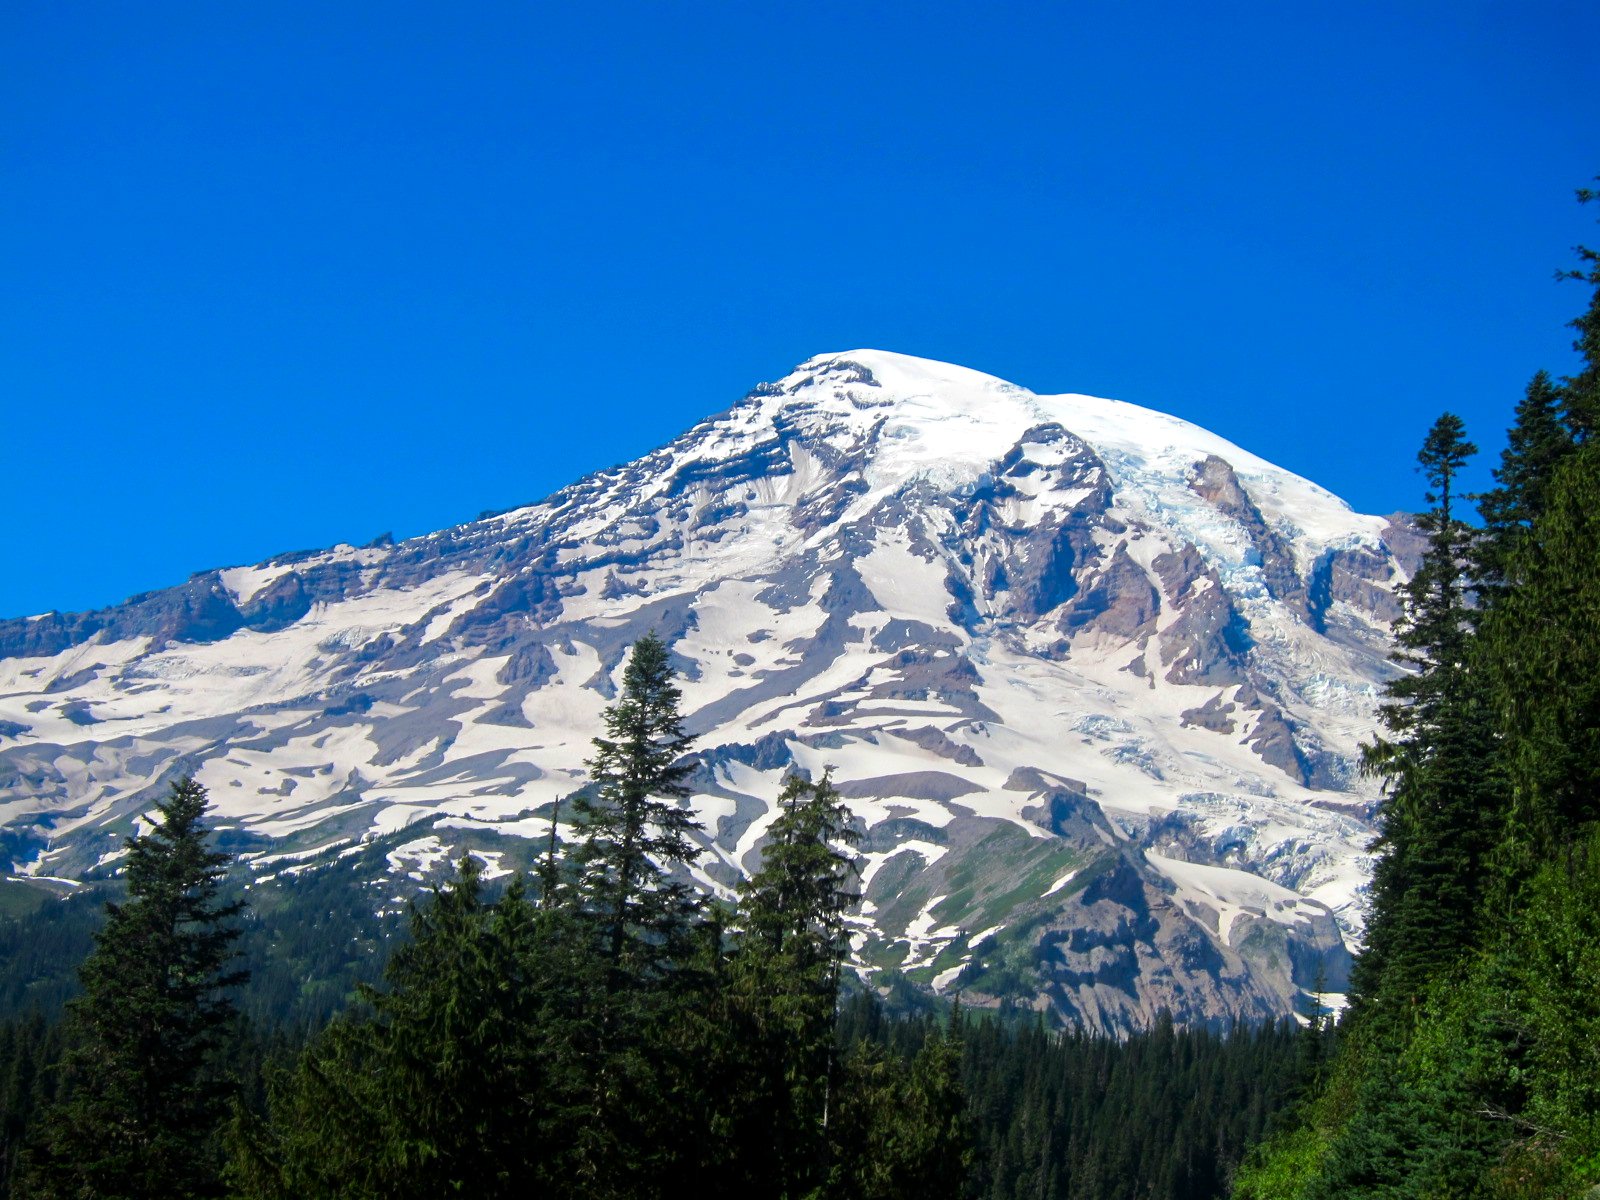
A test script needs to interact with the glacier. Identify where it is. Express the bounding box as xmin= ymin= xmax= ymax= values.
xmin=0 ymin=350 xmax=1416 ymax=1032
